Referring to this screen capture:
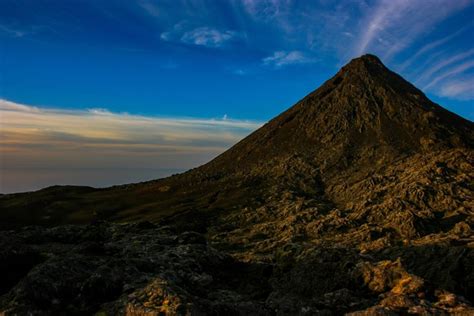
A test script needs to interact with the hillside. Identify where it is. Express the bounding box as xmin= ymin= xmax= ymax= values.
xmin=1 ymin=54 xmax=473 ymax=315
